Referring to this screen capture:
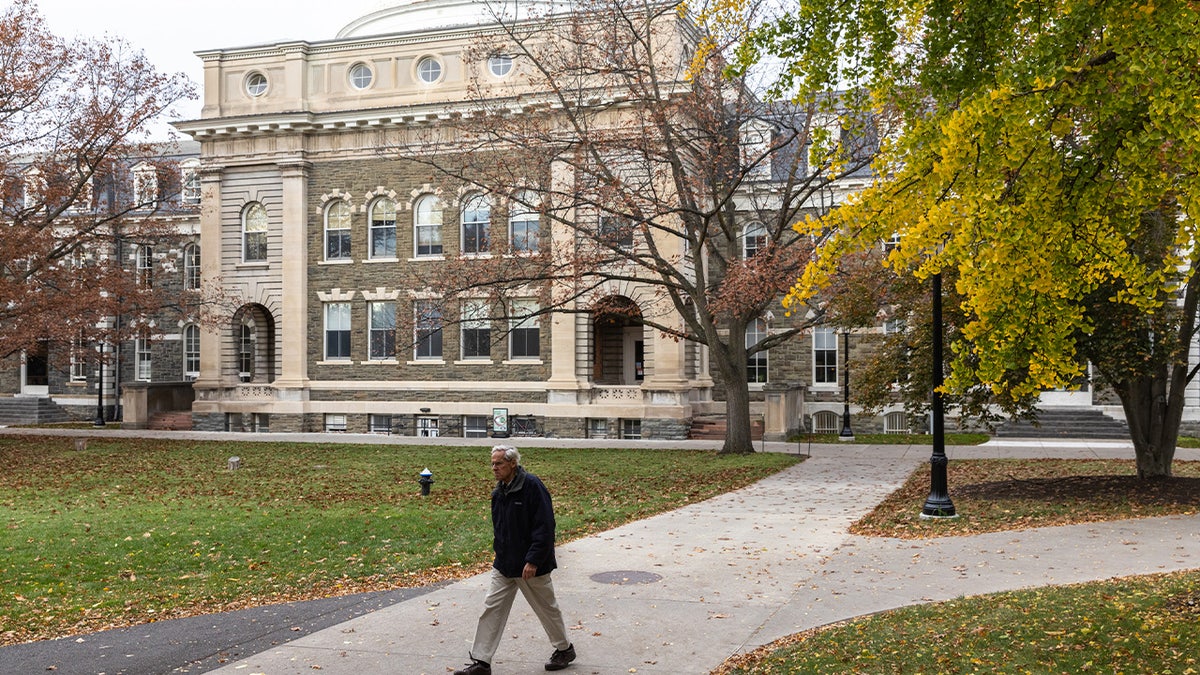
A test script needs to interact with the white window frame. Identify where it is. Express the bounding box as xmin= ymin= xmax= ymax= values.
xmin=325 ymin=414 xmax=347 ymax=433
xmin=242 ymin=202 xmax=268 ymax=262
xmin=325 ymin=302 xmax=352 ymax=361
xmin=461 ymin=194 xmax=490 ymax=255
xmin=183 ymin=243 xmax=200 ymax=290
xmin=135 ymin=337 xmax=152 ymax=382
xmin=183 ymin=324 xmax=200 ymax=380
xmin=509 ymin=299 xmax=540 ymax=360
xmin=369 ymin=198 xmax=397 ymax=260
xmin=70 ymin=337 xmax=88 ymax=383
xmin=813 ymin=327 xmax=838 ymax=385
xmin=460 ymin=299 xmax=491 ymax=360
xmin=414 ymin=194 xmax=443 ymax=257
xmin=416 ymin=57 xmax=442 ymax=84
xmin=813 ymin=410 xmax=839 ymax=434
xmin=349 ymin=63 xmax=373 ymax=89
xmin=180 ymin=160 xmax=201 ymax=205
xmin=746 ymin=317 xmax=768 ymax=384
xmin=135 ymin=245 xmax=153 ymax=286
xmin=325 ymin=200 xmax=353 ymax=261
xmin=509 ymin=191 xmax=539 ymax=253
xmin=417 ymin=416 xmax=440 ymax=437
xmin=414 ymin=300 xmax=443 ymax=360
xmin=132 ymin=162 xmax=158 ymax=207
xmin=743 ymin=222 xmax=767 ymax=259
xmin=487 ymin=54 xmax=513 ymax=77
xmin=245 ymin=72 xmax=268 ymax=97
xmin=368 ymin=301 xmax=397 ymax=361
xmin=464 ymin=415 xmax=489 ymax=437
